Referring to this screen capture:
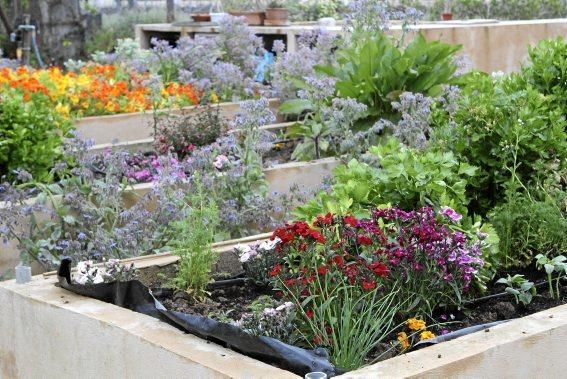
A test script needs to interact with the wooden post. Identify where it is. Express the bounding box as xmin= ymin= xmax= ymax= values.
xmin=166 ymin=0 xmax=175 ymax=23
xmin=21 ymin=14 xmax=32 ymax=65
